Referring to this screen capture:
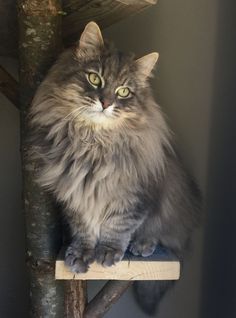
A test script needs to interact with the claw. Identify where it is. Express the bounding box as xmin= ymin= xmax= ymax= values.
xmin=96 ymin=245 xmax=124 ymax=267
xmin=65 ymin=245 xmax=95 ymax=273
